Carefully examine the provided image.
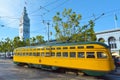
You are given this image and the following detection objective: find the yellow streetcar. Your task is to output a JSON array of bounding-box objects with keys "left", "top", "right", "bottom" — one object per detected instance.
[{"left": 13, "top": 42, "right": 115, "bottom": 76}]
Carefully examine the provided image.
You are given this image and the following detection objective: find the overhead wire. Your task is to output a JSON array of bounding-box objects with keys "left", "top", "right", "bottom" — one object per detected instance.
[
  {"left": 0, "top": 16, "right": 19, "bottom": 20},
  {"left": 45, "top": 0, "right": 69, "bottom": 14},
  {"left": 30, "top": 0, "right": 69, "bottom": 27},
  {"left": 1, "top": 1, "right": 120, "bottom": 35},
  {"left": 30, "top": 0, "right": 69, "bottom": 17},
  {"left": 0, "top": 20, "right": 19, "bottom": 29},
  {"left": 29, "top": 0, "right": 60, "bottom": 15},
  {"left": 80, "top": 8, "right": 120, "bottom": 25},
  {"left": 82, "top": 8, "right": 120, "bottom": 21}
]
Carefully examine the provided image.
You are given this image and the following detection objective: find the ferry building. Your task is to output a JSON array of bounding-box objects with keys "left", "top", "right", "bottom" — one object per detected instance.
[
  {"left": 19, "top": 7, "right": 30, "bottom": 41},
  {"left": 96, "top": 29, "right": 120, "bottom": 56}
]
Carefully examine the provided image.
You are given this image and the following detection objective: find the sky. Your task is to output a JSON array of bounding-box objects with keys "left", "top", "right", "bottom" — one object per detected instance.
[{"left": 0, "top": 0, "right": 120, "bottom": 41}]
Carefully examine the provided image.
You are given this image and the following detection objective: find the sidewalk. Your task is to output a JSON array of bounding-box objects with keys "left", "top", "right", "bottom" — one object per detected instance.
[{"left": 0, "top": 59, "right": 13, "bottom": 63}]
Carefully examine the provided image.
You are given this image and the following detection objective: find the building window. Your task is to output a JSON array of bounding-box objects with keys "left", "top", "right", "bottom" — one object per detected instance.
[{"left": 108, "top": 37, "right": 117, "bottom": 49}]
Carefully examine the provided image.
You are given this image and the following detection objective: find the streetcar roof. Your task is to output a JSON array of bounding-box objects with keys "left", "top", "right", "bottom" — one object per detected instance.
[{"left": 14, "top": 42, "right": 109, "bottom": 49}]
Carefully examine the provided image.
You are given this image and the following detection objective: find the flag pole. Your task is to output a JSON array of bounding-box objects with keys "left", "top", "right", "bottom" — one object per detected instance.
[{"left": 114, "top": 13, "right": 118, "bottom": 29}]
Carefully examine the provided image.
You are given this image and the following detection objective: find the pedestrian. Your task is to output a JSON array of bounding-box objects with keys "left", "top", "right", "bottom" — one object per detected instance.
[{"left": 113, "top": 56, "right": 119, "bottom": 72}]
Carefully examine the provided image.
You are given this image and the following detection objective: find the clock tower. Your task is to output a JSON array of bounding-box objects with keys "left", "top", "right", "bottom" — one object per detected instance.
[{"left": 19, "top": 7, "right": 30, "bottom": 41}]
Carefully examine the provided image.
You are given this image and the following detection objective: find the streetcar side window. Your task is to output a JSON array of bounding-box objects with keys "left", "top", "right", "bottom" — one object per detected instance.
[
  {"left": 86, "top": 46, "right": 94, "bottom": 48},
  {"left": 86, "top": 52, "right": 95, "bottom": 58},
  {"left": 46, "top": 48, "right": 50, "bottom": 50},
  {"left": 70, "top": 47, "right": 75, "bottom": 49},
  {"left": 63, "top": 52, "right": 68, "bottom": 57},
  {"left": 17, "top": 53, "right": 19, "bottom": 56},
  {"left": 37, "top": 48, "right": 40, "bottom": 50},
  {"left": 78, "top": 46, "right": 84, "bottom": 49},
  {"left": 97, "top": 52, "right": 107, "bottom": 58},
  {"left": 37, "top": 52, "right": 40, "bottom": 56},
  {"left": 23, "top": 53, "right": 25, "bottom": 56},
  {"left": 51, "top": 47, "right": 55, "bottom": 50},
  {"left": 17, "top": 52, "right": 19, "bottom": 56},
  {"left": 24, "top": 53, "right": 26, "bottom": 56},
  {"left": 51, "top": 52, "right": 55, "bottom": 57},
  {"left": 70, "top": 52, "right": 76, "bottom": 58},
  {"left": 63, "top": 47, "right": 68, "bottom": 49},
  {"left": 46, "top": 52, "right": 51, "bottom": 56},
  {"left": 56, "top": 52, "right": 61, "bottom": 57},
  {"left": 56, "top": 47, "right": 61, "bottom": 50},
  {"left": 33, "top": 48, "right": 36, "bottom": 50},
  {"left": 29, "top": 52, "right": 32, "bottom": 56},
  {"left": 19, "top": 53, "right": 22, "bottom": 56},
  {"left": 41, "top": 48, "right": 45, "bottom": 50},
  {"left": 41, "top": 52, "right": 44, "bottom": 56},
  {"left": 26, "top": 53, "right": 28, "bottom": 56},
  {"left": 33, "top": 52, "right": 38, "bottom": 56},
  {"left": 78, "top": 52, "right": 85, "bottom": 58}
]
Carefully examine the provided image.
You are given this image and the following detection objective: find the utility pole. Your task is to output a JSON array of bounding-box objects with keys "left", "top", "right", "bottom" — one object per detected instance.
[
  {"left": 42, "top": 20, "right": 51, "bottom": 43},
  {"left": 47, "top": 22, "right": 50, "bottom": 43}
]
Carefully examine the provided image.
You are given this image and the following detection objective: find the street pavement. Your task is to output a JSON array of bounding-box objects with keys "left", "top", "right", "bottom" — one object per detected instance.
[
  {"left": 111, "top": 67, "right": 120, "bottom": 75},
  {"left": 104, "top": 68, "right": 120, "bottom": 80},
  {"left": 0, "top": 59, "right": 120, "bottom": 80}
]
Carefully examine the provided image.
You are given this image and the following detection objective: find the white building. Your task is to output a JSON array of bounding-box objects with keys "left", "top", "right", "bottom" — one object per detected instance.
[
  {"left": 19, "top": 7, "right": 30, "bottom": 41},
  {"left": 96, "top": 29, "right": 120, "bottom": 56}
]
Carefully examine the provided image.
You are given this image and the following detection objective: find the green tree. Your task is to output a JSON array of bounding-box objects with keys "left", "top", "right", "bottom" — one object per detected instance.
[
  {"left": 5, "top": 37, "right": 13, "bottom": 52},
  {"left": 53, "top": 8, "right": 96, "bottom": 42},
  {"left": 13, "top": 36, "right": 20, "bottom": 48},
  {"left": 0, "top": 41, "right": 5, "bottom": 52},
  {"left": 13, "top": 36, "right": 25, "bottom": 48},
  {"left": 0, "top": 38, "right": 10, "bottom": 58},
  {"left": 36, "top": 35, "right": 45, "bottom": 45},
  {"left": 53, "top": 8, "right": 81, "bottom": 42},
  {"left": 25, "top": 38, "right": 30, "bottom": 46},
  {"left": 30, "top": 37, "right": 36, "bottom": 46},
  {"left": 81, "top": 20, "right": 96, "bottom": 42}
]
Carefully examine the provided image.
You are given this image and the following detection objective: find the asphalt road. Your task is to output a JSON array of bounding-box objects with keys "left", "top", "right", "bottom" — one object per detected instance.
[{"left": 0, "top": 59, "right": 120, "bottom": 80}]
